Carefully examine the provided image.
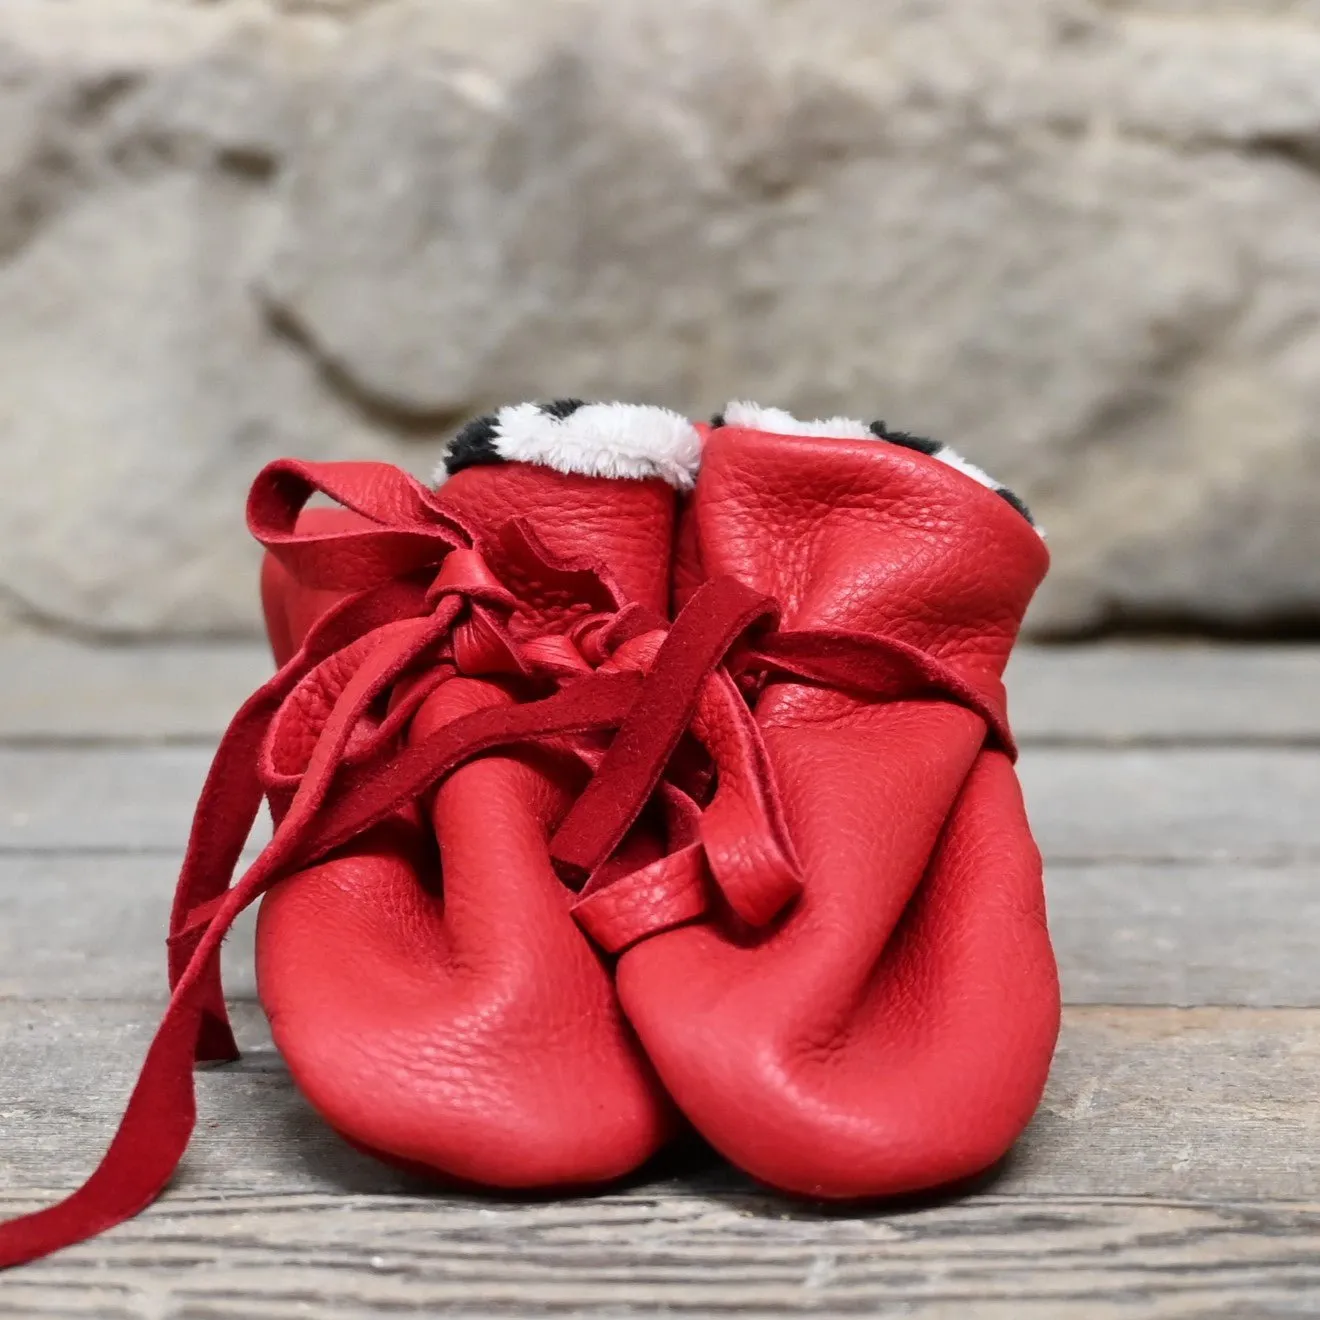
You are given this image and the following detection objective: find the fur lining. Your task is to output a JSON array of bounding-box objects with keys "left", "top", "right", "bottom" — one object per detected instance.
[
  {"left": 437, "top": 396, "right": 1039, "bottom": 531},
  {"left": 437, "top": 400, "right": 702, "bottom": 490},
  {"left": 716, "top": 402, "right": 1041, "bottom": 534},
  {"left": 723, "top": 401, "right": 875, "bottom": 441}
]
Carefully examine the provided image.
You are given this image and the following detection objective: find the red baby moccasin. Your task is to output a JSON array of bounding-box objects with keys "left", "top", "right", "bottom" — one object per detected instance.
[
  {"left": 568, "top": 403, "right": 1056, "bottom": 1200},
  {"left": 0, "top": 400, "right": 702, "bottom": 1267},
  {"left": 252, "top": 402, "right": 704, "bottom": 1190}
]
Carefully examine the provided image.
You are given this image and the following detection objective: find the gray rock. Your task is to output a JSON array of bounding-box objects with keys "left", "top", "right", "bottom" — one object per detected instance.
[
  {"left": 2, "top": 0, "right": 1320, "bottom": 635},
  {"left": 0, "top": 1, "right": 422, "bottom": 635}
]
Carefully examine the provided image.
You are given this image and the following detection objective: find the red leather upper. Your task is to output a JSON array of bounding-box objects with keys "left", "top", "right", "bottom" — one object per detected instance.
[
  {"left": 617, "top": 425, "right": 1057, "bottom": 1197},
  {"left": 256, "top": 463, "right": 680, "bottom": 1187},
  {"left": 261, "top": 463, "right": 676, "bottom": 668}
]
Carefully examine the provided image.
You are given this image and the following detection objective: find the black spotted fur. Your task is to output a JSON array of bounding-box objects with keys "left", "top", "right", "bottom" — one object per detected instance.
[
  {"left": 869, "top": 420, "right": 941, "bottom": 456},
  {"left": 995, "top": 486, "right": 1036, "bottom": 527},
  {"left": 445, "top": 400, "right": 588, "bottom": 478},
  {"left": 443, "top": 414, "right": 504, "bottom": 478},
  {"left": 540, "top": 398, "right": 587, "bottom": 420},
  {"left": 869, "top": 419, "right": 1035, "bottom": 528}
]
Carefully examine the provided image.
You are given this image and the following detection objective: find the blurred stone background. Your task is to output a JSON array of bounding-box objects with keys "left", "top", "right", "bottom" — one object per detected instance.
[{"left": 2, "top": 0, "right": 1319, "bottom": 638}]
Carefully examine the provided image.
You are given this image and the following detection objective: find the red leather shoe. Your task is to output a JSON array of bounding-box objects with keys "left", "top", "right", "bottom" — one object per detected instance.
[
  {"left": 254, "top": 402, "right": 700, "bottom": 1189},
  {"left": 0, "top": 401, "right": 701, "bottom": 1267},
  {"left": 580, "top": 403, "right": 1057, "bottom": 1199}
]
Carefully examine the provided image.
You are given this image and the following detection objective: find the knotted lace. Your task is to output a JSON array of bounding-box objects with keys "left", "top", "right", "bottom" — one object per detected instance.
[{"left": 0, "top": 458, "right": 1015, "bottom": 1269}]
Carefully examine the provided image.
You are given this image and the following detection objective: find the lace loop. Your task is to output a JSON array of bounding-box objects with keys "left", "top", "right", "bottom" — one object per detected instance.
[
  {"left": 425, "top": 547, "right": 518, "bottom": 610},
  {"left": 557, "top": 592, "right": 1019, "bottom": 953}
]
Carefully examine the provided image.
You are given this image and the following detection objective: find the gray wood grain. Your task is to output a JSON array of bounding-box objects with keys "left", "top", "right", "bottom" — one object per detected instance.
[
  {"left": 1048, "top": 861, "right": 1320, "bottom": 1007},
  {"left": 0, "top": 854, "right": 258, "bottom": 1001},
  {"left": 0, "top": 638, "right": 273, "bottom": 744},
  {"left": 4, "top": 854, "right": 1318, "bottom": 1008},
  {"left": 3, "top": 1004, "right": 1319, "bottom": 1201},
  {"left": 3, "top": 746, "right": 1318, "bottom": 862},
  {"left": 0, "top": 748, "right": 273, "bottom": 853},
  {"left": 2, "top": 639, "right": 1316, "bottom": 1314},
  {"left": 1, "top": 1191, "right": 1317, "bottom": 1318},
  {"left": 1006, "top": 643, "right": 1320, "bottom": 745},
  {"left": 1024, "top": 748, "right": 1320, "bottom": 863},
  {"left": 4, "top": 639, "right": 1317, "bottom": 746}
]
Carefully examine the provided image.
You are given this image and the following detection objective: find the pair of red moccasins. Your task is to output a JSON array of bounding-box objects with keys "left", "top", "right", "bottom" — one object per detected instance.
[{"left": 0, "top": 401, "right": 1055, "bottom": 1268}]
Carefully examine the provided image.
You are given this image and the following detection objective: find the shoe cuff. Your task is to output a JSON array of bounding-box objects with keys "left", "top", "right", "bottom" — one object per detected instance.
[
  {"left": 716, "top": 401, "right": 1040, "bottom": 535},
  {"left": 436, "top": 400, "right": 703, "bottom": 491}
]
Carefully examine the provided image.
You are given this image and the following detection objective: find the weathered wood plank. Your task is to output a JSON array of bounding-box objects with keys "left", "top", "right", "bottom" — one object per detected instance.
[
  {"left": 1024, "top": 748, "right": 1320, "bottom": 863},
  {"left": 0, "top": 1002, "right": 406, "bottom": 1198},
  {"left": 1, "top": 1191, "right": 1317, "bottom": 1318},
  {"left": 0, "top": 748, "right": 273, "bottom": 853},
  {"left": 1006, "top": 643, "right": 1320, "bottom": 745},
  {"left": 1019, "top": 1007, "right": 1320, "bottom": 1199},
  {"left": 0, "top": 638, "right": 272, "bottom": 744},
  {"left": 4, "top": 854, "right": 1318, "bottom": 1008},
  {"left": 4, "top": 639, "right": 1317, "bottom": 746},
  {"left": 1048, "top": 861, "right": 1320, "bottom": 1006},
  {"left": 0, "top": 854, "right": 258, "bottom": 1001},
  {"left": 3, "top": 747, "right": 1318, "bottom": 862},
  {"left": 2, "top": 1004, "right": 1318, "bottom": 1201}
]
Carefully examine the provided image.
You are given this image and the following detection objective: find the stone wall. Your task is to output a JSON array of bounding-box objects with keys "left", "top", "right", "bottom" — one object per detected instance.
[{"left": 3, "top": 0, "right": 1319, "bottom": 637}]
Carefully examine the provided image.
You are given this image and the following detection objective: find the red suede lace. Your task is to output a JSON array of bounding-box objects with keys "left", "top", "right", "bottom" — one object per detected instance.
[{"left": 0, "top": 460, "right": 1014, "bottom": 1269}]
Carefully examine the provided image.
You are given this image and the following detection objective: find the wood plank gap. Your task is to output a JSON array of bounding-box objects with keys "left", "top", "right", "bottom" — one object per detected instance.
[
  {"left": 1015, "top": 732, "right": 1320, "bottom": 750},
  {"left": 1046, "top": 851, "right": 1320, "bottom": 866},
  {"left": 0, "top": 845, "right": 261, "bottom": 858},
  {"left": 9, "top": 998, "right": 1320, "bottom": 1013},
  {"left": 4, "top": 731, "right": 1319, "bottom": 752},
  {"left": 0, "top": 734, "right": 237, "bottom": 752}
]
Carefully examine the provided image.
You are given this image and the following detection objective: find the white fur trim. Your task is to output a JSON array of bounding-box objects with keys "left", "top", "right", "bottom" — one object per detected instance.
[
  {"left": 436, "top": 402, "right": 702, "bottom": 490},
  {"left": 723, "top": 401, "right": 874, "bottom": 441},
  {"left": 922, "top": 446, "right": 998, "bottom": 494},
  {"left": 720, "top": 400, "right": 1043, "bottom": 536}
]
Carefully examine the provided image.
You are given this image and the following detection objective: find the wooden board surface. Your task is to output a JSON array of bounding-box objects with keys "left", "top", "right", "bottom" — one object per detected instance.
[
  {"left": 0, "top": 638, "right": 273, "bottom": 744},
  {"left": 4, "top": 638, "right": 1318, "bottom": 746},
  {"left": 5, "top": 745, "right": 1320, "bottom": 861},
  {"left": 3, "top": 1004, "right": 1319, "bottom": 1201},
  {"left": 1, "top": 639, "right": 1318, "bottom": 1315},
  {"left": 4, "top": 853, "right": 1318, "bottom": 1007},
  {"left": 1, "top": 1191, "right": 1317, "bottom": 1319},
  {"left": 1006, "top": 642, "right": 1320, "bottom": 745},
  {"left": 1047, "top": 862, "right": 1320, "bottom": 1006}
]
